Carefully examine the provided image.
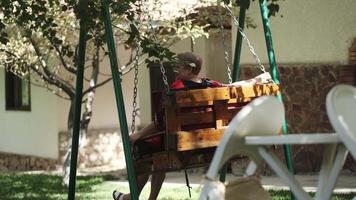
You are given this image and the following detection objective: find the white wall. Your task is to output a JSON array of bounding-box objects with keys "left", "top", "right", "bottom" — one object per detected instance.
[
  {"left": 0, "top": 70, "right": 59, "bottom": 159},
  {"left": 57, "top": 46, "right": 136, "bottom": 131},
  {"left": 234, "top": 0, "right": 356, "bottom": 64}
]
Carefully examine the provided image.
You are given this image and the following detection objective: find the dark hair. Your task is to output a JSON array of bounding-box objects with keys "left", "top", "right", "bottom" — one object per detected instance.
[{"left": 177, "top": 52, "right": 202, "bottom": 75}]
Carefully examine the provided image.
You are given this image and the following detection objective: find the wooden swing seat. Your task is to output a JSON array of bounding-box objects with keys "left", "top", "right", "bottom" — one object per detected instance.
[{"left": 134, "top": 83, "right": 280, "bottom": 173}]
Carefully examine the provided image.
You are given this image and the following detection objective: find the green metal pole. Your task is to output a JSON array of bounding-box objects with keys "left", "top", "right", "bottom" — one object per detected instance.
[
  {"left": 259, "top": 0, "right": 281, "bottom": 84},
  {"left": 67, "top": 0, "right": 88, "bottom": 199},
  {"left": 101, "top": 1, "right": 139, "bottom": 200},
  {"left": 232, "top": 0, "right": 250, "bottom": 82},
  {"left": 219, "top": 164, "right": 228, "bottom": 182},
  {"left": 259, "top": 0, "right": 296, "bottom": 199}
]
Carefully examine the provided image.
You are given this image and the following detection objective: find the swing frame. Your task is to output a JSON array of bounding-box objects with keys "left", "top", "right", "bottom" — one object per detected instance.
[{"left": 68, "top": 1, "right": 295, "bottom": 200}]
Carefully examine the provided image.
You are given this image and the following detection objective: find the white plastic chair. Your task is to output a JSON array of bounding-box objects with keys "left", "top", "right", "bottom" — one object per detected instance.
[
  {"left": 326, "top": 84, "right": 356, "bottom": 160},
  {"left": 200, "top": 94, "right": 350, "bottom": 200},
  {"left": 199, "top": 96, "right": 284, "bottom": 200}
]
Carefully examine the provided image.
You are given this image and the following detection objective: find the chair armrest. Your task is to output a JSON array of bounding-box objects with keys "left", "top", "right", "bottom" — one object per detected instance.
[{"left": 245, "top": 133, "right": 340, "bottom": 145}]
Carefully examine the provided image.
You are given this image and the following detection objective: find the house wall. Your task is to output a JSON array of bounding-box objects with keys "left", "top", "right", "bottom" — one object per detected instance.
[
  {"left": 234, "top": 0, "right": 356, "bottom": 64},
  {"left": 0, "top": 70, "right": 59, "bottom": 160}
]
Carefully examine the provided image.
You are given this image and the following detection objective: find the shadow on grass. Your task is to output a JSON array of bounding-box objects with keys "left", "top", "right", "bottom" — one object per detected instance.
[
  {"left": 1, "top": 173, "right": 355, "bottom": 200},
  {"left": 0, "top": 173, "right": 104, "bottom": 200}
]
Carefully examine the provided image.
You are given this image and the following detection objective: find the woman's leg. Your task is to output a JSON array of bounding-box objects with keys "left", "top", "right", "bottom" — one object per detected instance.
[
  {"left": 148, "top": 172, "right": 166, "bottom": 200},
  {"left": 116, "top": 122, "right": 162, "bottom": 200},
  {"left": 118, "top": 171, "right": 165, "bottom": 200},
  {"left": 118, "top": 173, "right": 150, "bottom": 200}
]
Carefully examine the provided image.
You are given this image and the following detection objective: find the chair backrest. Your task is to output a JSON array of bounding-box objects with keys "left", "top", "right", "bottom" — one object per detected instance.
[
  {"left": 326, "top": 84, "right": 356, "bottom": 159},
  {"left": 205, "top": 95, "right": 284, "bottom": 179}
]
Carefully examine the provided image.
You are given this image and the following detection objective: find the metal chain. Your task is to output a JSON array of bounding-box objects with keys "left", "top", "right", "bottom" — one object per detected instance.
[
  {"left": 223, "top": 4, "right": 266, "bottom": 73},
  {"left": 143, "top": 2, "right": 170, "bottom": 93},
  {"left": 218, "top": 1, "right": 233, "bottom": 84},
  {"left": 159, "top": 61, "right": 170, "bottom": 93},
  {"left": 130, "top": 1, "right": 143, "bottom": 135},
  {"left": 130, "top": 45, "right": 140, "bottom": 135}
]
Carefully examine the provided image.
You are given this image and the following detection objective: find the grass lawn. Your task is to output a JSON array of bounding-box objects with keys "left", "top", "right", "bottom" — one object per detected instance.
[{"left": 0, "top": 173, "right": 354, "bottom": 200}]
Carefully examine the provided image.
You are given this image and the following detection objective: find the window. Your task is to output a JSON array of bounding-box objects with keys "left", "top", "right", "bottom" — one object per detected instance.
[{"left": 5, "top": 71, "right": 31, "bottom": 111}]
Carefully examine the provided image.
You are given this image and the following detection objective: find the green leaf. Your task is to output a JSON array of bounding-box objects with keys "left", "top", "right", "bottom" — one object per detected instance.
[{"left": 267, "top": 3, "right": 280, "bottom": 17}]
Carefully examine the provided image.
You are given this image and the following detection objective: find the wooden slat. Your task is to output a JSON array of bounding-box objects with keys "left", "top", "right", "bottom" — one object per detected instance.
[
  {"left": 136, "top": 150, "right": 247, "bottom": 173},
  {"left": 174, "top": 128, "right": 226, "bottom": 151},
  {"left": 171, "top": 101, "right": 215, "bottom": 108},
  {"left": 214, "top": 108, "right": 241, "bottom": 125},
  {"left": 174, "top": 87, "right": 231, "bottom": 104},
  {"left": 179, "top": 112, "right": 214, "bottom": 126},
  {"left": 167, "top": 99, "right": 249, "bottom": 108},
  {"left": 228, "top": 109, "right": 241, "bottom": 119},
  {"left": 230, "top": 83, "right": 280, "bottom": 102},
  {"left": 227, "top": 97, "right": 254, "bottom": 104},
  {"left": 152, "top": 151, "right": 183, "bottom": 171},
  {"left": 172, "top": 83, "right": 279, "bottom": 106},
  {"left": 213, "top": 100, "right": 229, "bottom": 128},
  {"left": 149, "top": 150, "right": 216, "bottom": 172},
  {"left": 165, "top": 105, "right": 180, "bottom": 132}
]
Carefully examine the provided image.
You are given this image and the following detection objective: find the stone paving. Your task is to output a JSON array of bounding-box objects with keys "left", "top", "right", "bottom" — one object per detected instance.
[{"left": 162, "top": 172, "right": 356, "bottom": 193}]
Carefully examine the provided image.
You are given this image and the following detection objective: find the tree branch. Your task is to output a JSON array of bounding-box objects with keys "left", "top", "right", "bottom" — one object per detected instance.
[
  {"left": 0, "top": 48, "right": 18, "bottom": 58},
  {"left": 28, "top": 79, "right": 71, "bottom": 100},
  {"left": 0, "top": 52, "right": 71, "bottom": 100},
  {"left": 82, "top": 77, "right": 112, "bottom": 96},
  {"left": 27, "top": 36, "right": 75, "bottom": 98},
  {"left": 49, "top": 39, "right": 77, "bottom": 74},
  {"left": 81, "top": 53, "right": 146, "bottom": 96},
  {"left": 28, "top": 63, "right": 75, "bottom": 98}
]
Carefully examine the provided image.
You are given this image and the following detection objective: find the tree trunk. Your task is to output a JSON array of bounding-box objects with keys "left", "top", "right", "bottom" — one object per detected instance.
[
  {"left": 62, "top": 99, "right": 75, "bottom": 186},
  {"left": 62, "top": 47, "right": 100, "bottom": 186},
  {"left": 62, "top": 98, "right": 95, "bottom": 186}
]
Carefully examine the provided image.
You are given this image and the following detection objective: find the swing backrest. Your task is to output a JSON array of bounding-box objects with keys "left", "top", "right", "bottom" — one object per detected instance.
[{"left": 164, "top": 84, "right": 280, "bottom": 152}]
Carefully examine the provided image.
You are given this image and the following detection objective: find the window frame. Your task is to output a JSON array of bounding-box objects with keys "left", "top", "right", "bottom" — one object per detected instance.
[{"left": 5, "top": 70, "right": 31, "bottom": 111}]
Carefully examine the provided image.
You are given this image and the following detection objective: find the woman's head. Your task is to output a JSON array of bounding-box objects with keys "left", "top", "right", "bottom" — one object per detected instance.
[{"left": 176, "top": 52, "right": 202, "bottom": 75}]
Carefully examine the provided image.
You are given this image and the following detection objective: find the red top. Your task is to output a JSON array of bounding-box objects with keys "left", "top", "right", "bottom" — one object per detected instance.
[{"left": 170, "top": 78, "right": 223, "bottom": 90}]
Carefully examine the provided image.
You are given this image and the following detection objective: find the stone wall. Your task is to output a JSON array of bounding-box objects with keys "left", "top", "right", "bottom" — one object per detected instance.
[
  {"left": 240, "top": 63, "right": 356, "bottom": 172},
  {"left": 0, "top": 152, "right": 57, "bottom": 171},
  {"left": 58, "top": 128, "right": 126, "bottom": 169},
  {"left": 0, "top": 129, "right": 126, "bottom": 171}
]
